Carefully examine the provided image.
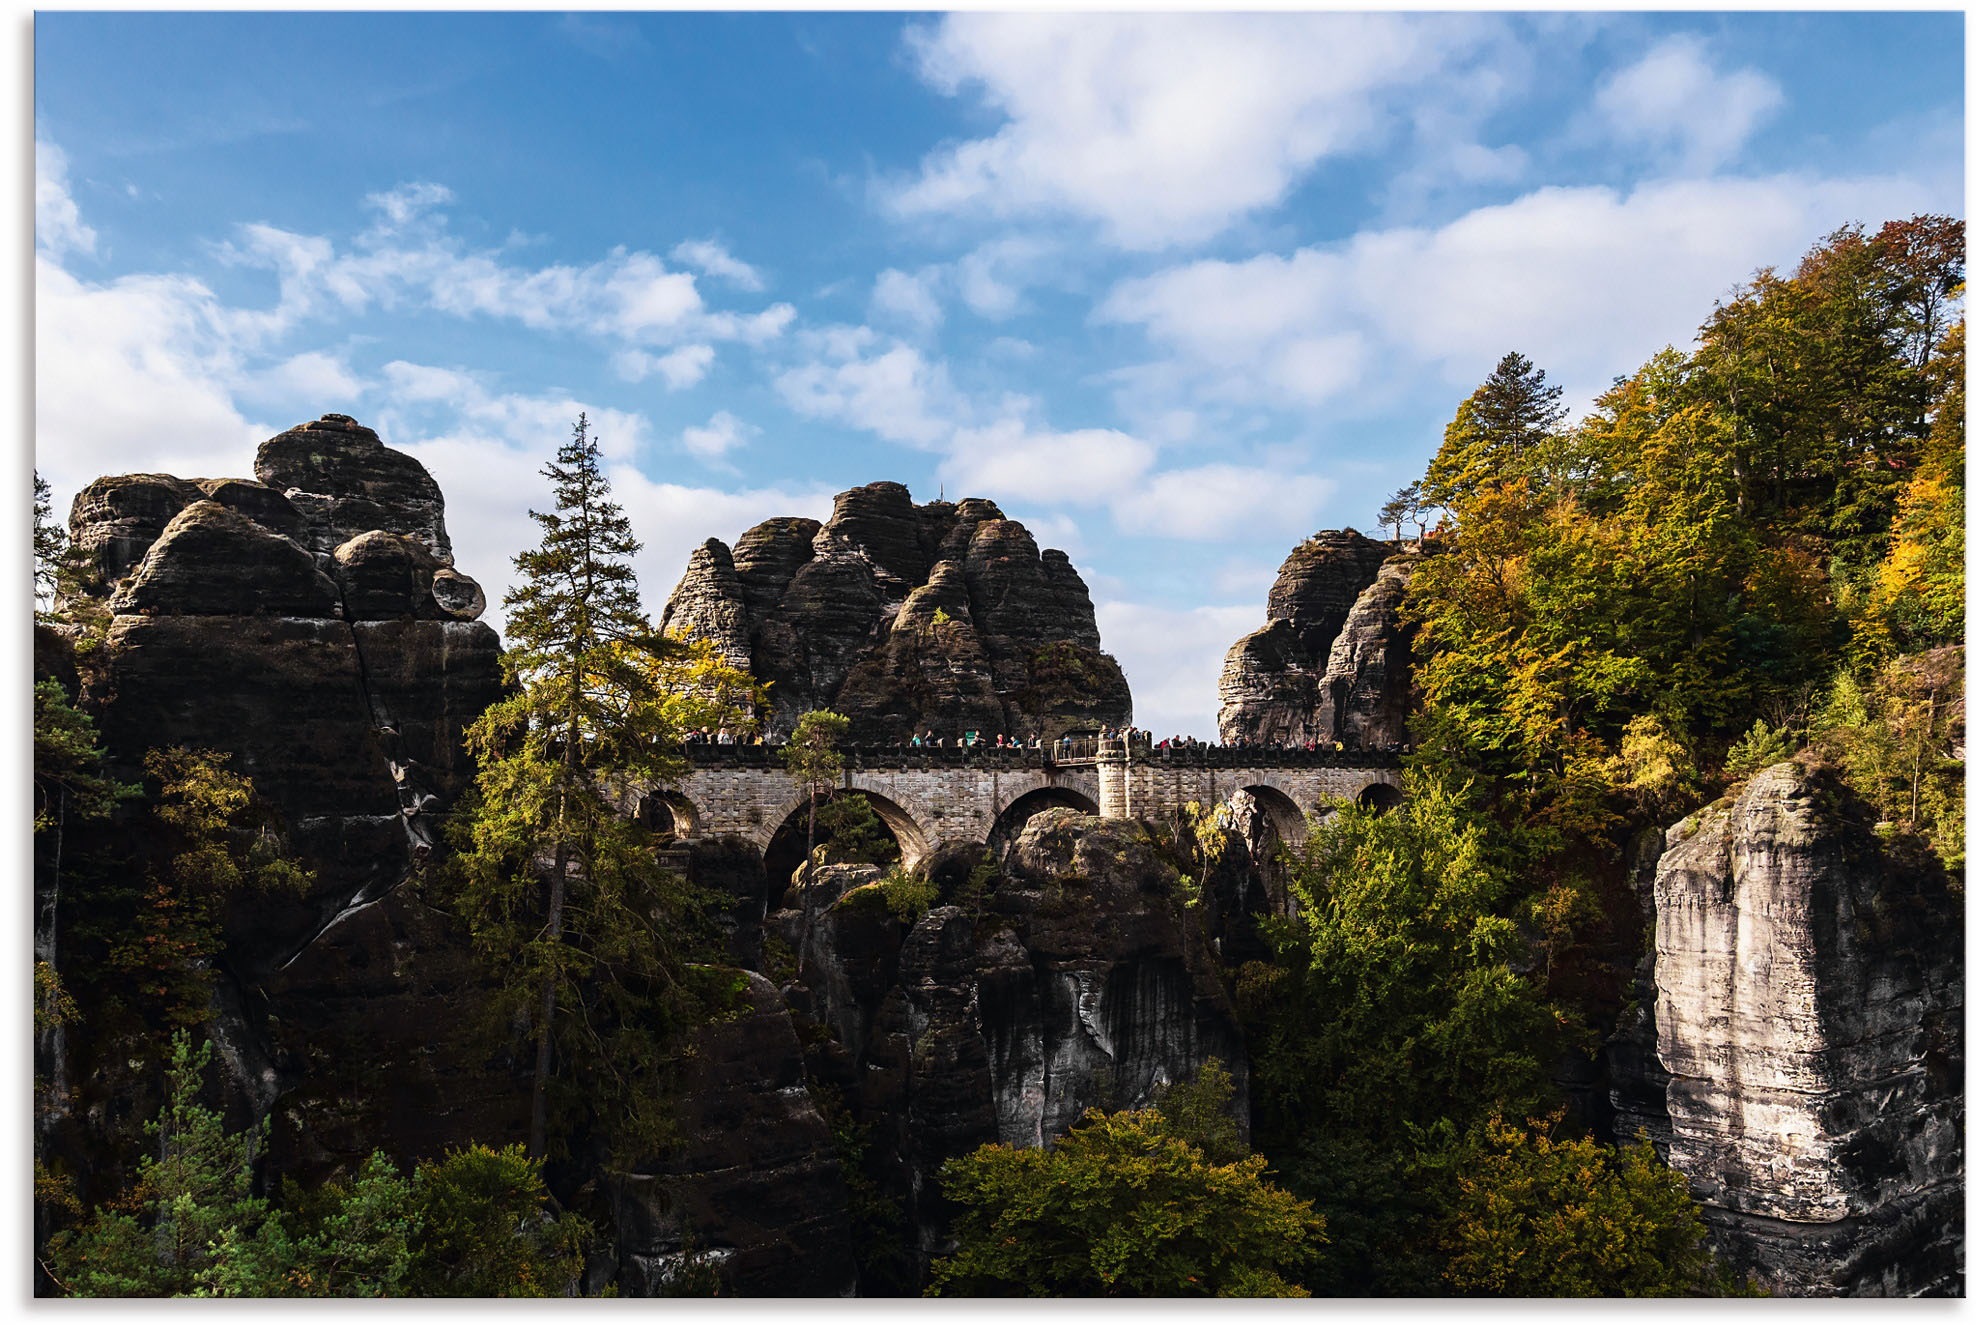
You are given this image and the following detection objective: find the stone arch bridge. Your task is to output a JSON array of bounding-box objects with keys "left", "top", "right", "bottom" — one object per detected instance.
[{"left": 650, "top": 739, "right": 1404, "bottom": 871}]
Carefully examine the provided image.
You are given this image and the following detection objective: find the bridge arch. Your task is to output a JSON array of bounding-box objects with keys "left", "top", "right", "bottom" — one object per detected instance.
[
  {"left": 1234, "top": 783, "right": 1308, "bottom": 850},
  {"left": 988, "top": 785, "right": 1101, "bottom": 859},
  {"left": 636, "top": 789, "right": 699, "bottom": 843},
  {"left": 1356, "top": 782, "right": 1403, "bottom": 814},
  {"left": 763, "top": 787, "right": 935, "bottom": 881}
]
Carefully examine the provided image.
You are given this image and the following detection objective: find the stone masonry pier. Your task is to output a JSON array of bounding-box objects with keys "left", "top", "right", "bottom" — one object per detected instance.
[{"left": 655, "top": 740, "right": 1404, "bottom": 870}]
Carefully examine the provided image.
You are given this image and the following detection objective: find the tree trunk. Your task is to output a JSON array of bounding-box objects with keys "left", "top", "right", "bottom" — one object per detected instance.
[
  {"left": 795, "top": 785, "right": 818, "bottom": 973},
  {"left": 529, "top": 834, "right": 569, "bottom": 1160}
]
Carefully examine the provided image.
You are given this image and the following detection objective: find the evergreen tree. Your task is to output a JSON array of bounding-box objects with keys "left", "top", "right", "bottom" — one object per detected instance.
[
  {"left": 446, "top": 414, "right": 746, "bottom": 1160},
  {"left": 35, "top": 470, "right": 63, "bottom": 615},
  {"left": 1421, "top": 352, "right": 1566, "bottom": 514},
  {"left": 781, "top": 708, "right": 849, "bottom": 968}
]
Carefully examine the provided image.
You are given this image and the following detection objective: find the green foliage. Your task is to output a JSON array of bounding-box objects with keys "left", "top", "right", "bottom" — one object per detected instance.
[
  {"left": 782, "top": 709, "right": 850, "bottom": 791},
  {"left": 1244, "top": 773, "right": 1569, "bottom": 1150},
  {"left": 47, "top": 1034, "right": 586, "bottom": 1298},
  {"left": 1439, "top": 1114, "right": 1747, "bottom": 1297},
  {"left": 1420, "top": 351, "right": 1566, "bottom": 513},
  {"left": 1862, "top": 318, "right": 1965, "bottom": 653},
  {"left": 404, "top": 1144, "right": 588, "bottom": 1297},
  {"left": 783, "top": 708, "right": 851, "bottom": 965},
  {"left": 1723, "top": 719, "right": 1800, "bottom": 781},
  {"left": 49, "top": 1032, "right": 300, "bottom": 1297},
  {"left": 33, "top": 679, "right": 135, "bottom": 835},
  {"left": 34, "top": 469, "right": 63, "bottom": 614},
  {"left": 929, "top": 1106, "right": 1325, "bottom": 1297},
  {"left": 113, "top": 748, "right": 313, "bottom": 1025},
  {"left": 443, "top": 414, "right": 741, "bottom": 1161},
  {"left": 35, "top": 961, "right": 78, "bottom": 1035},
  {"left": 875, "top": 866, "right": 937, "bottom": 923},
  {"left": 1811, "top": 647, "right": 1965, "bottom": 873},
  {"left": 814, "top": 793, "right": 901, "bottom": 866},
  {"left": 1149, "top": 1057, "right": 1245, "bottom": 1165}
]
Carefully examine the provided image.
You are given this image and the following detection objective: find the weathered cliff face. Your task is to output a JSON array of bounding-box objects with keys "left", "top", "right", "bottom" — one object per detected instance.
[
  {"left": 1313, "top": 554, "right": 1418, "bottom": 750},
  {"left": 1651, "top": 762, "right": 1963, "bottom": 1296},
  {"left": 1217, "top": 529, "right": 1406, "bottom": 747},
  {"left": 661, "top": 482, "right": 1130, "bottom": 741},
  {"left": 63, "top": 415, "right": 516, "bottom": 1171},
  {"left": 771, "top": 811, "right": 1249, "bottom": 1283},
  {"left": 608, "top": 971, "right": 859, "bottom": 1297}
]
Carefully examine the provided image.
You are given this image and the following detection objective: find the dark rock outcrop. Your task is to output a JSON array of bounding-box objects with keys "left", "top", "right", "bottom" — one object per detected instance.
[
  {"left": 661, "top": 482, "right": 1130, "bottom": 741},
  {"left": 1313, "top": 554, "right": 1418, "bottom": 750},
  {"left": 1218, "top": 529, "right": 1403, "bottom": 747},
  {"left": 1650, "top": 762, "right": 1963, "bottom": 1296},
  {"left": 66, "top": 416, "right": 514, "bottom": 1174},
  {"left": 610, "top": 971, "right": 858, "bottom": 1297},
  {"left": 789, "top": 810, "right": 1248, "bottom": 1282},
  {"left": 255, "top": 413, "right": 454, "bottom": 562},
  {"left": 108, "top": 501, "right": 341, "bottom": 619}
]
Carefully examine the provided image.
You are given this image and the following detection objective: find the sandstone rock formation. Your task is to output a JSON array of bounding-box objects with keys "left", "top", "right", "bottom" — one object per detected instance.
[
  {"left": 1314, "top": 554, "right": 1418, "bottom": 749},
  {"left": 1650, "top": 762, "right": 1963, "bottom": 1296},
  {"left": 609, "top": 971, "right": 859, "bottom": 1296},
  {"left": 765, "top": 811, "right": 1248, "bottom": 1285},
  {"left": 1218, "top": 529, "right": 1410, "bottom": 748},
  {"left": 62, "top": 415, "right": 513, "bottom": 1177},
  {"left": 661, "top": 482, "right": 1130, "bottom": 741}
]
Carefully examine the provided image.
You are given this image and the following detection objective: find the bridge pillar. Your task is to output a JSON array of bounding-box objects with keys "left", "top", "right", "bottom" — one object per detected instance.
[{"left": 1094, "top": 738, "right": 1144, "bottom": 820}]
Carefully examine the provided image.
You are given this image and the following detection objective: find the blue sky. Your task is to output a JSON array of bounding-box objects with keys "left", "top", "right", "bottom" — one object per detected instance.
[{"left": 32, "top": 10, "right": 1964, "bottom": 737}]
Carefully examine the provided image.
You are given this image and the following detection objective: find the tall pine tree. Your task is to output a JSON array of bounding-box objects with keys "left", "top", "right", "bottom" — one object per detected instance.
[{"left": 446, "top": 414, "right": 744, "bottom": 1160}]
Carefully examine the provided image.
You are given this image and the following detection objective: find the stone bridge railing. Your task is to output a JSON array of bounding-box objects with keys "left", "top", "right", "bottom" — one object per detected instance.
[
  {"left": 663, "top": 741, "right": 1406, "bottom": 869},
  {"left": 679, "top": 741, "right": 1406, "bottom": 771}
]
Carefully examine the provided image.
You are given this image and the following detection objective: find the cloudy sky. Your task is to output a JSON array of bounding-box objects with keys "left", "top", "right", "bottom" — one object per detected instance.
[{"left": 31, "top": 10, "right": 1963, "bottom": 737}]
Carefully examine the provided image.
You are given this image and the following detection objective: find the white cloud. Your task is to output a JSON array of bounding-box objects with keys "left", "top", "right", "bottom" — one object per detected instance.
[
  {"left": 614, "top": 343, "right": 716, "bottom": 390},
  {"left": 940, "top": 420, "right": 1156, "bottom": 506},
  {"left": 680, "top": 409, "right": 757, "bottom": 466},
  {"left": 1116, "top": 464, "right": 1336, "bottom": 541},
  {"left": 869, "top": 267, "right": 944, "bottom": 333},
  {"left": 670, "top": 238, "right": 766, "bottom": 292},
  {"left": 378, "top": 360, "right": 650, "bottom": 463},
  {"left": 890, "top": 12, "right": 1494, "bottom": 248},
  {"left": 1592, "top": 35, "right": 1783, "bottom": 174},
  {"left": 364, "top": 181, "right": 454, "bottom": 230},
  {"left": 1100, "top": 170, "right": 1954, "bottom": 412},
  {"left": 242, "top": 350, "right": 369, "bottom": 409},
  {"left": 1093, "top": 600, "right": 1259, "bottom": 739},
  {"left": 774, "top": 333, "right": 960, "bottom": 447},
  {"left": 35, "top": 257, "right": 270, "bottom": 508},
  {"left": 203, "top": 196, "right": 792, "bottom": 356},
  {"left": 35, "top": 142, "right": 96, "bottom": 259},
  {"left": 955, "top": 236, "right": 1054, "bottom": 319}
]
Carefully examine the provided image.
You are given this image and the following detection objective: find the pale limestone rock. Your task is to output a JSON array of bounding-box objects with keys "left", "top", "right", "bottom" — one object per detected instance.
[{"left": 1654, "top": 762, "right": 1962, "bottom": 1295}]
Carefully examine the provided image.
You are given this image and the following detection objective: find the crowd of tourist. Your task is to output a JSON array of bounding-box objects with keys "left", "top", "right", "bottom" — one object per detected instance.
[{"left": 682, "top": 724, "right": 1385, "bottom": 754}]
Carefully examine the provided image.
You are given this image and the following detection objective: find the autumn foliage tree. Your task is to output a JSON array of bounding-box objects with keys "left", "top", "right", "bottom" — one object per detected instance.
[
  {"left": 930, "top": 1103, "right": 1325, "bottom": 1297},
  {"left": 444, "top": 414, "right": 758, "bottom": 1160}
]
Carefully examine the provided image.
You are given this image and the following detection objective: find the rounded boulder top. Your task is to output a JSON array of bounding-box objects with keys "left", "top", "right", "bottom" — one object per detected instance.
[{"left": 255, "top": 415, "right": 453, "bottom": 563}]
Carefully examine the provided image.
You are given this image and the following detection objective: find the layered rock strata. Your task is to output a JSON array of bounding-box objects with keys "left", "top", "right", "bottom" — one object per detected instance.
[
  {"left": 609, "top": 971, "right": 859, "bottom": 1297},
  {"left": 767, "top": 811, "right": 1249, "bottom": 1284},
  {"left": 661, "top": 482, "right": 1130, "bottom": 741},
  {"left": 1218, "top": 529, "right": 1414, "bottom": 748},
  {"left": 62, "top": 416, "right": 515, "bottom": 1174},
  {"left": 1651, "top": 763, "right": 1963, "bottom": 1296}
]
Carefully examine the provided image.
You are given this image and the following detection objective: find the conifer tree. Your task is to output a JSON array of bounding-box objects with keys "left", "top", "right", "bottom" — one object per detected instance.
[
  {"left": 1421, "top": 352, "right": 1566, "bottom": 514},
  {"left": 447, "top": 414, "right": 750, "bottom": 1160}
]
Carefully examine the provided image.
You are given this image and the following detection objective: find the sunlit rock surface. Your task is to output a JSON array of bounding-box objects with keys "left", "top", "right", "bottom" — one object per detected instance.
[{"left": 1652, "top": 762, "right": 1963, "bottom": 1296}]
